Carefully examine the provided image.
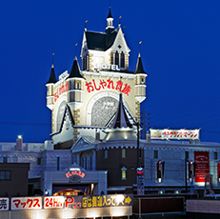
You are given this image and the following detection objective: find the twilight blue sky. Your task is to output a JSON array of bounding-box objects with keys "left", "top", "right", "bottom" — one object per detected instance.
[{"left": 0, "top": 0, "right": 220, "bottom": 142}]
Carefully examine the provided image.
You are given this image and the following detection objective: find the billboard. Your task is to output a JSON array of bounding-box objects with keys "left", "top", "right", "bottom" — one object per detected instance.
[
  {"left": 194, "top": 151, "right": 210, "bottom": 183},
  {"left": 11, "top": 197, "right": 42, "bottom": 210},
  {"left": 150, "top": 129, "right": 200, "bottom": 140}
]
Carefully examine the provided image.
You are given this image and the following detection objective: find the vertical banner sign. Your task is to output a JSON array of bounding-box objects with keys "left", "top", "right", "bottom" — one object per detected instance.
[
  {"left": 136, "top": 167, "right": 144, "bottom": 195},
  {"left": 194, "top": 151, "right": 210, "bottom": 183}
]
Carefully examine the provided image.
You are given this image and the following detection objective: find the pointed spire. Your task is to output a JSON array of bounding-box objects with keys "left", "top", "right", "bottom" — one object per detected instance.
[
  {"left": 47, "top": 64, "right": 57, "bottom": 84},
  {"left": 135, "top": 53, "right": 145, "bottom": 74},
  {"left": 107, "top": 7, "right": 113, "bottom": 18},
  {"left": 68, "top": 57, "right": 84, "bottom": 79},
  {"left": 106, "top": 7, "right": 114, "bottom": 30},
  {"left": 112, "top": 93, "right": 133, "bottom": 129}
]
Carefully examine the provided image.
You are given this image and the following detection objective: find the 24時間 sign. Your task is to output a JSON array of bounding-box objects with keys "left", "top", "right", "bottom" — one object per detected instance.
[{"left": 150, "top": 129, "right": 200, "bottom": 140}]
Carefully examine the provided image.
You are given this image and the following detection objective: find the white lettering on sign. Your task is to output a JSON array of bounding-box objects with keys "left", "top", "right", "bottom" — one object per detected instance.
[
  {"left": 59, "top": 71, "right": 69, "bottom": 80},
  {"left": 94, "top": 64, "right": 120, "bottom": 71}
]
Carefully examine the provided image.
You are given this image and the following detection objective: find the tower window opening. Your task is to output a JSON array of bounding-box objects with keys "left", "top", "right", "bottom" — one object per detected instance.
[
  {"left": 115, "top": 51, "right": 119, "bottom": 66},
  {"left": 120, "top": 52, "right": 125, "bottom": 68}
]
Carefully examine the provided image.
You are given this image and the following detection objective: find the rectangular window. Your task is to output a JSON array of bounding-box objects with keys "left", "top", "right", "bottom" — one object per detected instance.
[
  {"left": 185, "top": 151, "right": 189, "bottom": 160},
  {"left": 37, "top": 157, "right": 41, "bottom": 165},
  {"left": 3, "top": 156, "right": 7, "bottom": 163},
  {"left": 0, "top": 170, "right": 11, "bottom": 181},
  {"left": 56, "top": 157, "right": 60, "bottom": 171},
  {"left": 122, "top": 149, "right": 126, "bottom": 158},
  {"left": 214, "top": 152, "right": 218, "bottom": 160},
  {"left": 104, "top": 150, "right": 108, "bottom": 159},
  {"left": 153, "top": 150, "right": 158, "bottom": 159}
]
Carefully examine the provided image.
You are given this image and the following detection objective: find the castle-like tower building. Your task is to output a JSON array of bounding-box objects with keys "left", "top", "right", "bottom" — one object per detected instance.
[{"left": 46, "top": 9, "right": 147, "bottom": 148}]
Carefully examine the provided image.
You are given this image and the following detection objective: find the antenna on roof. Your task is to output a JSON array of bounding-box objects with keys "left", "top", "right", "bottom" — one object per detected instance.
[
  {"left": 84, "top": 20, "right": 88, "bottom": 31},
  {"left": 118, "top": 16, "right": 122, "bottom": 27},
  {"left": 74, "top": 43, "right": 78, "bottom": 57},
  {"left": 51, "top": 52, "right": 55, "bottom": 68},
  {"left": 138, "top": 41, "right": 143, "bottom": 54}
]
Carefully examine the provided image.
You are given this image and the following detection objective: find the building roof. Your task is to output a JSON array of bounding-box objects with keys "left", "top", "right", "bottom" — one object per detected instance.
[
  {"left": 112, "top": 93, "right": 133, "bottom": 129},
  {"left": 68, "top": 58, "right": 84, "bottom": 79},
  {"left": 51, "top": 104, "right": 75, "bottom": 136},
  {"left": 85, "top": 30, "right": 117, "bottom": 51},
  {"left": 135, "top": 53, "right": 145, "bottom": 74},
  {"left": 47, "top": 64, "right": 57, "bottom": 84}
]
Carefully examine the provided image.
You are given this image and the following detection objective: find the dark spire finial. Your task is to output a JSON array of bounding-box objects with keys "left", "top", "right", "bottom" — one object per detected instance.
[
  {"left": 107, "top": 7, "right": 113, "bottom": 19},
  {"left": 47, "top": 53, "right": 57, "bottom": 84},
  {"left": 135, "top": 52, "right": 145, "bottom": 74}
]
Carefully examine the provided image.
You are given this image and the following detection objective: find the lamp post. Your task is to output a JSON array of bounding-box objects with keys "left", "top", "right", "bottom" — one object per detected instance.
[{"left": 136, "top": 121, "right": 144, "bottom": 196}]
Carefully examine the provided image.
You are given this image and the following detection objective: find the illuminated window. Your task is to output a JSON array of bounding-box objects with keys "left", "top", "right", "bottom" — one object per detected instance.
[
  {"left": 120, "top": 52, "right": 125, "bottom": 68},
  {"left": 122, "top": 149, "right": 126, "bottom": 158},
  {"left": 110, "top": 52, "right": 114, "bottom": 65},
  {"left": 156, "top": 160, "right": 165, "bottom": 183},
  {"left": 121, "top": 166, "right": 127, "bottom": 180}
]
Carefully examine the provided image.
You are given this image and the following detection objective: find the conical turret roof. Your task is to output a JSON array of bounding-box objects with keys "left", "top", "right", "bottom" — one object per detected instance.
[
  {"left": 47, "top": 64, "right": 57, "bottom": 84},
  {"left": 135, "top": 53, "right": 145, "bottom": 74},
  {"left": 68, "top": 57, "right": 84, "bottom": 79},
  {"left": 112, "top": 93, "right": 133, "bottom": 129}
]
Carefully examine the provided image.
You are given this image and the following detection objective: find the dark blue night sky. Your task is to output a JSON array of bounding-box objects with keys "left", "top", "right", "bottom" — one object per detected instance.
[{"left": 0, "top": 0, "right": 220, "bottom": 143}]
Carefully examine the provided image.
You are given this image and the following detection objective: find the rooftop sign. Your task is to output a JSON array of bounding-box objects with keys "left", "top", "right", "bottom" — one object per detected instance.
[{"left": 150, "top": 129, "right": 200, "bottom": 140}]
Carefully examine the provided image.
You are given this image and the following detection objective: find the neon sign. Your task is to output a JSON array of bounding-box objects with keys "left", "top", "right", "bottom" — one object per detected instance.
[
  {"left": 65, "top": 168, "right": 86, "bottom": 179},
  {"left": 85, "top": 79, "right": 131, "bottom": 95},
  {"left": 53, "top": 81, "right": 69, "bottom": 103}
]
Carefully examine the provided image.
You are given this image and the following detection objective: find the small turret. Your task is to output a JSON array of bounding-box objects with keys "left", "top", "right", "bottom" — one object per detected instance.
[
  {"left": 135, "top": 53, "right": 147, "bottom": 103},
  {"left": 106, "top": 8, "right": 114, "bottom": 31},
  {"left": 46, "top": 64, "right": 57, "bottom": 110},
  {"left": 67, "top": 57, "right": 85, "bottom": 108}
]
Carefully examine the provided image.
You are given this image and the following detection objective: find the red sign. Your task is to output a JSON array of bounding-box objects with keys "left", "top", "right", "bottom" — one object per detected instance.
[
  {"left": 53, "top": 81, "right": 69, "bottom": 103},
  {"left": 11, "top": 197, "right": 42, "bottom": 210},
  {"left": 217, "top": 163, "right": 220, "bottom": 180},
  {"left": 194, "top": 151, "right": 210, "bottom": 183},
  {"left": 85, "top": 79, "right": 131, "bottom": 95},
  {"left": 44, "top": 196, "right": 65, "bottom": 209},
  {"left": 66, "top": 168, "right": 86, "bottom": 179}
]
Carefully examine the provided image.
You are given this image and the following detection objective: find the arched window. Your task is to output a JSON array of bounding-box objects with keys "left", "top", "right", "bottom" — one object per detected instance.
[
  {"left": 115, "top": 51, "right": 119, "bottom": 66},
  {"left": 110, "top": 52, "right": 114, "bottom": 65},
  {"left": 83, "top": 55, "right": 87, "bottom": 70},
  {"left": 120, "top": 52, "right": 125, "bottom": 68},
  {"left": 121, "top": 166, "right": 127, "bottom": 180}
]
